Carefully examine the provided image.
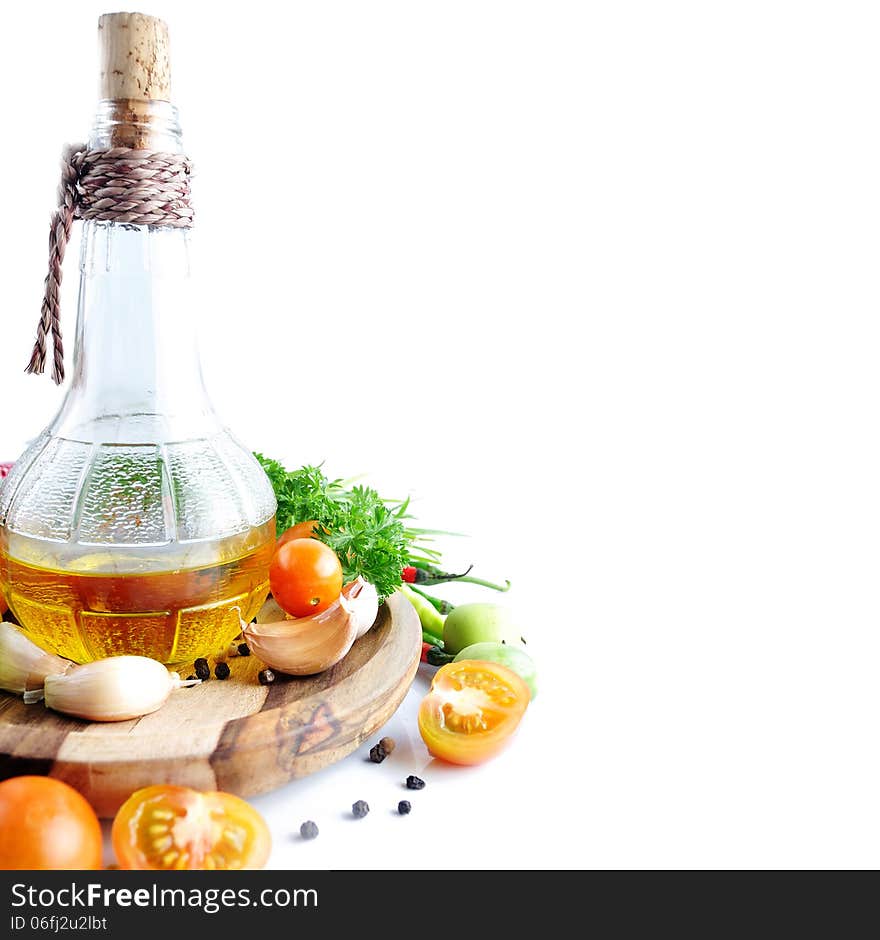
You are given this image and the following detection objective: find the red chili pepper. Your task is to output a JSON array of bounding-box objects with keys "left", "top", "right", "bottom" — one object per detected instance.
[
  {"left": 420, "top": 641, "right": 432, "bottom": 663},
  {"left": 403, "top": 563, "right": 510, "bottom": 592}
]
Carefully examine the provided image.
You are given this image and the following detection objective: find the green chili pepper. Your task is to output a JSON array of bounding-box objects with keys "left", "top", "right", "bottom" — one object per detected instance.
[
  {"left": 400, "top": 584, "right": 446, "bottom": 643},
  {"left": 408, "top": 585, "right": 456, "bottom": 615}
]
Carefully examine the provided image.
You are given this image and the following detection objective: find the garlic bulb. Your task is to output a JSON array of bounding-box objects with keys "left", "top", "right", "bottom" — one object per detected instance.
[
  {"left": 0, "top": 621, "right": 73, "bottom": 694},
  {"left": 40, "top": 656, "right": 199, "bottom": 722},
  {"left": 253, "top": 597, "right": 288, "bottom": 624},
  {"left": 244, "top": 593, "right": 359, "bottom": 676}
]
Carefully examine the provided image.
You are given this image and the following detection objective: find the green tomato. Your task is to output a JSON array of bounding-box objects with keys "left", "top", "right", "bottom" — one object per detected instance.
[
  {"left": 442, "top": 603, "right": 522, "bottom": 655},
  {"left": 453, "top": 642, "right": 537, "bottom": 699}
]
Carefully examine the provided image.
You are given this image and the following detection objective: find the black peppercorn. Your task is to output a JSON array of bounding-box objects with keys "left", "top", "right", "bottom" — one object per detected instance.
[
  {"left": 214, "top": 661, "right": 231, "bottom": 680},
  {"left": 185, "top": 675, "right": 197, "bottom": 682},
  {"left": 352, "top": 800, "right": 370, "bottom": 819},
  {"left": 369, "top": 735, "right": 397, "bottom": 763},
  {"left": 238, "top": 643, "right": 251, "bottom": 657},
  {"left": 194, "top": 658, "right": 210, "bottom": 681},
  {"left": 258, "top": 668, "right": 275, "bottom": 686},
  {"left": 300, "top": 820, "right": 319, "bottom": 840},
  {"left": 398, "top": 800, "right": 411, "bottom": 815},
  {"left": 406, "top": 775, "right": 426, "bottom": 790}
]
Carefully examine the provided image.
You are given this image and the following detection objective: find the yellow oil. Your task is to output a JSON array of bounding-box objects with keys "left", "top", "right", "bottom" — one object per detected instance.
[{"left": 0, "top": 519, "right": 274, "bottom": 665}]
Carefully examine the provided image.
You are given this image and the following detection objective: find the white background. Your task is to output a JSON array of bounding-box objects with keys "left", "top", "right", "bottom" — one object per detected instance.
[{"left": 1, "top": 1, "right": 878, "bottom": 869}]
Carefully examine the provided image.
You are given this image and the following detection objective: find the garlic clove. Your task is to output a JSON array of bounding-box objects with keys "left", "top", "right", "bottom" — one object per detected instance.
[
  {"left": 244, "top": 594, "right": 359, "bottom": 676},
  {"left": 343, "top": 578, "right": 380, "bottom": 639},
  {"left": 254, "top": 596, "right": 291, "bottom": 625},
  {"left": 0, "top": 621, "right": 73, "bottom": 694},
  {"left": 42, "top": 656, "right": 197, "bottom": 722}
]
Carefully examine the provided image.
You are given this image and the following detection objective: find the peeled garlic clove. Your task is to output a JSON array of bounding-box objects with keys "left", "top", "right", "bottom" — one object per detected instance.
[
  {"left": 0, "top": 621, "right": 73, "bottom": 694},
  {"left": 244, "top": 594, "right": 359, "bottom": 676},
  {"left": 343, "top": 578, "right": 380, "bottom": 639},
  {"left": 42, "top": 656, "right": 197, "bottom": 722}
]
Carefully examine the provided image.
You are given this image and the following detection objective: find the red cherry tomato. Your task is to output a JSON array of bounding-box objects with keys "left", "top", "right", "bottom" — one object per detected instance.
[
  {"left": 277, "top": 520, "right": 323, "bottom": 549},
  {"left": 269, "top": 538, "right": 343, "bottom": 617},
  {"left": 0, "top": 776, "right": 103, "bottom": 870}
]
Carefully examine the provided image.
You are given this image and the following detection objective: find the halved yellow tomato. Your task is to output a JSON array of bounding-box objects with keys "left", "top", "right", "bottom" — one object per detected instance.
[
  {"left": 418, "top": 660, "right": 530, "bottom": 765},
  {"left": 112, "top": 785, "right": 271, "bottom": 870}
]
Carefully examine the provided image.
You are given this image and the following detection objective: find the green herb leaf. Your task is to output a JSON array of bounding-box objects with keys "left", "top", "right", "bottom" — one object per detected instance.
[{"left": 254, "top": 454, "right": 436, "bottom": 600}]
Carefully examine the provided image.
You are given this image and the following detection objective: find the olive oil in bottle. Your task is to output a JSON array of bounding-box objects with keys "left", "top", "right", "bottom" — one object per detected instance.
[
  {"left": 0, "top": 522, "right": 274, "bottom": 665},
  {"left": 0, "top": 15, "right": 277, "bottom": 663}
]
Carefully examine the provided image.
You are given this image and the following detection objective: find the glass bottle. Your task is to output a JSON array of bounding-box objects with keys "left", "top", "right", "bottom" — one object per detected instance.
[{"left": 0, "top": 27, "right": 275, "bottom": 665}]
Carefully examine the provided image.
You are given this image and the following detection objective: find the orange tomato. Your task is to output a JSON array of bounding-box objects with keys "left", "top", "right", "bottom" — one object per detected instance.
[
  {"left": 0, "top": 776, "right": 102, "bottom": 870},
  {"left": 112, "top": 785, "right": 271, "bottom": 870},
  {"left": 269, "top": 537, "right": 343, "bottom": 617},
  {"left": 277, "top": 520, "right": 323, "bottom": 548},
  {"left": 418, "top": 660, "right": 530, "bottom": 765}
]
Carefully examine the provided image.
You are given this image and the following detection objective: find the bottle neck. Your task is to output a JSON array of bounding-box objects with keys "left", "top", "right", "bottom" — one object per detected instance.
[
  {"left": 50, "top": 101, "right": 218, "bottom": 446},
  {"left": 90, "top": 99, "right": 183, "bottom": 151}
]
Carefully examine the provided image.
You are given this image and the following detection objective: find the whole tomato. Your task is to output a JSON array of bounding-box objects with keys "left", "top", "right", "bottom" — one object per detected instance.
[
  {"left": 277, "top": 520, "right": 323, "bottom": 548},
  {"left": 0, "top": 776, "right": 103, "bottom": 870},
  {"left": 269, "top": 538, "right": 343, "bottom": 617}
]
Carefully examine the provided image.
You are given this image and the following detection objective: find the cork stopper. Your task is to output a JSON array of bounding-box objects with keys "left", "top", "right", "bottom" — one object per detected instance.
[{"left": 98, "top": 12, "right": 171, "bottom": 101}]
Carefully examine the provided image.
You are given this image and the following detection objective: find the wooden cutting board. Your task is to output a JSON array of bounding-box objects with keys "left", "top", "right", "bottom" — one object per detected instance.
[{"left": 0, "top": 592, "right": 420, "bottom": 817}]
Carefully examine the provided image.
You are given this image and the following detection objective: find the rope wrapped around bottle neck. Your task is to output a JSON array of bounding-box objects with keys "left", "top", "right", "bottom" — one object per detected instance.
[{"left": 26, "top": 145, "right": 194, "bottom": 385}]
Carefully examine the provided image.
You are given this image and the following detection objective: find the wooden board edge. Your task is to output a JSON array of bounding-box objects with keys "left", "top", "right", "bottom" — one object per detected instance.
[
  {"left": 208, "top": 591, "right": 422, "bottom": 796},
  {"left": 9, "top": 592, "right": 421, "bottom": 817}
]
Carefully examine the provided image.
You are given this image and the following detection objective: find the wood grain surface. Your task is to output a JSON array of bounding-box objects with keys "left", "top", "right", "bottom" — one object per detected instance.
[{"left": 0, "top": 592, "right": 420, "bottom": 817}]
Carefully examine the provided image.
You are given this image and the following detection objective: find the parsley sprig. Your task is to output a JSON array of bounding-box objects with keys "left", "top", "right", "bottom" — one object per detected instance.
[{"left": 255, "top": 455, "right": 443, "bottom": 600}]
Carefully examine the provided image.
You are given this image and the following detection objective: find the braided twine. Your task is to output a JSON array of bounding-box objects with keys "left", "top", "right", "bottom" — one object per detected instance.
[{"left": 26, "top": 146, "right": 194, "bottom": 384}]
